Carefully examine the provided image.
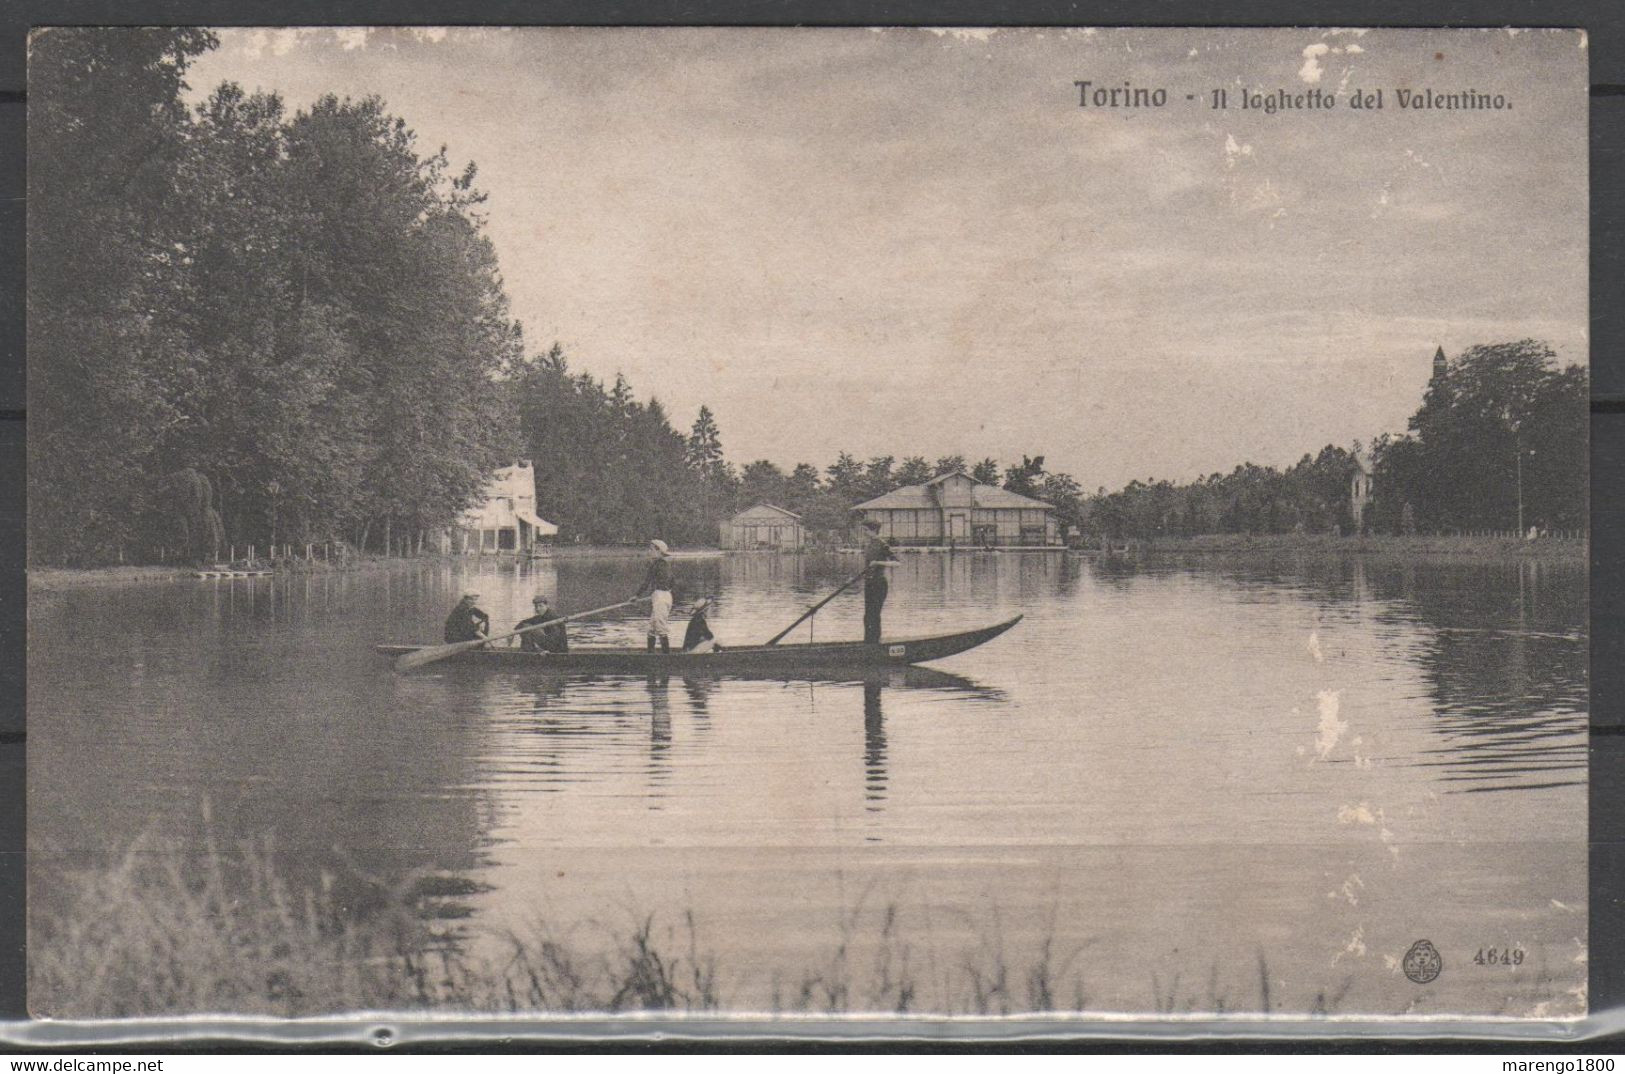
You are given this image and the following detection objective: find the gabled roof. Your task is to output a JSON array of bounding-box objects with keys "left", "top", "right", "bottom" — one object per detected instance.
[
  {"left": 729, "top": 503, "right": 802, "bottom": 522},
  {"left": 854, "top": 486, "right": 938, "bottom": 510},
  {"left": 855, "top": 476, "right": 1053, "bottom": 512},
  {"left": 927, "top": 470, "right": 973, "bottom": 486},
  {"left": 968, "top": 485, "right": 1056, "bottom": 510}
]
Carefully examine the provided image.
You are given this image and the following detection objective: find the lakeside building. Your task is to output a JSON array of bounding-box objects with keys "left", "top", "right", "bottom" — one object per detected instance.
[
  {"left": 854, "top": 471, "right": 1059, "bottom": 547},
  {"left": 451, "top": 460, "right": 558, "bottom": 555},
  {"left": 721, "top": 504, "right": 805, "bottom": 551},
  {"left": 1350, "top": 449, "right": 1373, "bottom": 532}
]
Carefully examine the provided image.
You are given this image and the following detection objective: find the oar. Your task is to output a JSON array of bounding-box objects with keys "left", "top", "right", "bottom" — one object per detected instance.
[
  {"left": 764, "top": 568, "right": 870, "bottom": 646},
  {"left": 394, "top": 598, "right": 644, "bottom": 672}
]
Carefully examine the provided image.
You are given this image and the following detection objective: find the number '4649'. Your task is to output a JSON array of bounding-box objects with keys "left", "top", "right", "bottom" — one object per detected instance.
[{"left": 1473, "top": 947, "right": 1525, "bottom": 966}]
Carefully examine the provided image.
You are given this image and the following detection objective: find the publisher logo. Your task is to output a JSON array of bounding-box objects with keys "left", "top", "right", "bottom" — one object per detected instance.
[{"left": 1403, "top": 939, "right": 1443, "bottom": 984}]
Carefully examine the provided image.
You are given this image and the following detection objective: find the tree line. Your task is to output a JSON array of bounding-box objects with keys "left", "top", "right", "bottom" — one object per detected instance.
[
  {"left": 1088, "top": 341, "right": 1587, "bottom": 541},
  {"left": 32, "top": 29, "right": 519, "bottom": 565},
  {"left": 28, "top": 30, "right": 1586, "bottom": 565},
  {"left": 27, "top": 28, "right": 1087, "bottom": 564},
  {"left": 684, "top": 439, "right": 1090, "bottom": 546}
]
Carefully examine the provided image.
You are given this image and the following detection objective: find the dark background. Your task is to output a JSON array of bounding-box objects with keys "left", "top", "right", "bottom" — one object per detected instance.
[{"left": 0, "top": 0, "right": 1619, "bottom": 1049}]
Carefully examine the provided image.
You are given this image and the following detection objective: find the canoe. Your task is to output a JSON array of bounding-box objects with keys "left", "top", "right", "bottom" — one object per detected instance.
[{"left": 377, "top": 614, "right": 1022, "bottom": 674}]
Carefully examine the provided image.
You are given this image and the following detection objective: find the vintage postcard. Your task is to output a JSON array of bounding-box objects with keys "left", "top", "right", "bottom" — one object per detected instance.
[{"left": 24, "top": 27, "right": 1588, "bottom": 1033}]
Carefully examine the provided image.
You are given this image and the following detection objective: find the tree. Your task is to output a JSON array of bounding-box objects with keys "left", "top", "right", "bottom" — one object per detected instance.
[
  {"left": 1519, "top": 364, "right": 1587, "bottom": 531},
  {"left": 739, "top": 460, "right": 788, "bottom": 509},
  {"left": 278, "top": 94, "right": 519, "bottom": 552},
  {"left": 971, "top": 458, "right": 1001, "bottom": 485},
  {"left": 516, "top": 349, "right": 711, "bottom": 544},
  {"left": 152, "top": 469, "right": 225, "bottom": 564},
  {"left": 895, "top": 456, "right": 934, "bottom": 487},
  {"left": 1040, "top": 472, "right": 1086, "bottom": 537},
  {"left": 30, "top": 37, "right": 530, "bottom": 565},
  {"left": 860, "top": 456, "right": 897, "bottom": 499},
  {"left": 686, "top": 404, "right": 730, "bottom": 534},
  {"left": 1282, "top": 444, "right": 1359, "bottom": 534},
  {"left": 799, "top": 492, "right": 859, "bottom": 545},
  {"left": 825, "top": 453, "right": 864, "bottom": 501},
  {"left": 934, "top": 455, "right": 968, "bottom": 477},
  {"left": 686, "top": 405, "right": 724, "bottom": 473},
  {"left": 1003, "top": 455, "right": 1046, "bottom": 498},
  {"left": 785, "top": 463, "right": 822, "bottom": 512},
  {"left": 29, "top": 28, "right": 219, "bottom": 563},
  {"left": 1395, "top": 340, "right": 1584, "bottom": 532}
]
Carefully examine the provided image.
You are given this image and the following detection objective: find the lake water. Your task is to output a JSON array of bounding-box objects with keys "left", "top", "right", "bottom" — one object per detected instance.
[{"left": 28, "top": 550, "right": 1589, "bottom": 1019}]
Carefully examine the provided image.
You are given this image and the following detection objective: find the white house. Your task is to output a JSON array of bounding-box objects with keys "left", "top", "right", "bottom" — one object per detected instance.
[{"left": 456, "top": 460, "right": 558, "bottom": 555}]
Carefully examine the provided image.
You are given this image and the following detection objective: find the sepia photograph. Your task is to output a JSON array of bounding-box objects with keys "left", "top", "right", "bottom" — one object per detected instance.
[{"left": 24, "top": 26, "right": 1589, "bottom": 1030}]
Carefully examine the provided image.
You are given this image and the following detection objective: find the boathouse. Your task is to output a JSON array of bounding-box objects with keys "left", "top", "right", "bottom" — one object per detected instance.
[
  {"left": 854, "top": 471, "right": 1059, "bottom": 547},
  {"left": 721, "top": 504, "right": 805, "bottom": 551},
  {"left": 455, "top": 460, "right": 558, "bottom": 555}
]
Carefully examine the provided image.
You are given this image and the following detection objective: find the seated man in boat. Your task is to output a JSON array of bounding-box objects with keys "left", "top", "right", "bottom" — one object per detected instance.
[
  {"left": 443, "top": 592, "right": 490, "bottom": 644},
  {"left": 515, "top": 594, "right": 569, "bottom": 654},
  {"left": 682, "top": 598, "right": 720, "bottom": 654}
]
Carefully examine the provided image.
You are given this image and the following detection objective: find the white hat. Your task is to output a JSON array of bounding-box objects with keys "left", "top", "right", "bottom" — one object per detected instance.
[{"left": 649, "top": 539, "right": 670, "bottom": 556}]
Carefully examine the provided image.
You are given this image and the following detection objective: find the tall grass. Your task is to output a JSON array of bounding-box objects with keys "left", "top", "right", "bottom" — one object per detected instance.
[
  {"left": 30, "top": 833, "right": 1400, "bottom": 1020},
  {"left": 31, "top": 831, "right": 737, "bottom": 1018}
]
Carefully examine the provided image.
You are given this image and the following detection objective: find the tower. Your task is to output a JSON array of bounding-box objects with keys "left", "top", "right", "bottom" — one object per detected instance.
[{"left": 1431, "top": 345, "right": 1447, "bottom": 382}]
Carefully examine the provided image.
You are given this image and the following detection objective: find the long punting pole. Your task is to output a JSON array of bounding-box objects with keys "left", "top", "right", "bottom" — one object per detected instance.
[{"left": 763, "top": 568, "right": 870, "bottom": 647}]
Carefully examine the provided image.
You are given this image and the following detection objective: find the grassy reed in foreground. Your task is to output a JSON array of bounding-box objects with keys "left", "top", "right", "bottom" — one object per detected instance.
[
  {"left": 32, "top": 835, "right": 1108, "bottom": 1019},
  {"left": 30, "top": 835, "right": 1479, "bottom": 1020}
]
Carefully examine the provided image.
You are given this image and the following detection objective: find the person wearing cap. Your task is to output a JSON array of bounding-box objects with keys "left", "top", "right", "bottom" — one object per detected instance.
[
  {"left": 861, "top": 518, "right": 899, "bottom": 644},
  {"left": 515, "top": 594, "right": 569, "bottom": 654},
  {"left": 682, "top": 597, "right": 719, "bottom": 654},
  {"left": 443, "top": 592, "right": 490, "bottom": 644},
  {"left": 636, "top": 539, "right": 678, "bottom": 652}
]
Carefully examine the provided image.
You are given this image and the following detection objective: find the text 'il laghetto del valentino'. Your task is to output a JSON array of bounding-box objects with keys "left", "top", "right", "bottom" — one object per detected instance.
[{"left": 1073, "top": 81, "right": 1513, "bottom": 113}]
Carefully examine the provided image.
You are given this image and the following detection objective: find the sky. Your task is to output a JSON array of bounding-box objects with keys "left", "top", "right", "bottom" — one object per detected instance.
[{"left": 184, "top": 27, "right": 1588, "bottom": 491}]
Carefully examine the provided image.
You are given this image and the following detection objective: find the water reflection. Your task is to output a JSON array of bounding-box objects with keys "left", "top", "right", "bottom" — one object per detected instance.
[
  {"left": 681, "top": 676, "right": 714, "bottom": 721},
  {"left": 28, "top": 549, "right": 1588, "bottom": 1018},
  {"left": 454, "top": 665, "right": 1001, "bottom": 835},
  {"left": 1083, "top": 551, "right": 1587, "bottom": 795},
  {"left": 863, "top": 679, "right": 887, "bottom": 810},
  {"left": 646, "top": 673, "right": 672, "bottom": 799}
]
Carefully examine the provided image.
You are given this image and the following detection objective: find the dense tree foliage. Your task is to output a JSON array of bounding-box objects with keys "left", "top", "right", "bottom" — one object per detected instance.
[
  {"left": 1085, "top": 341, "right": 1587, "bottom": 541},
  {"left": 512, "top": 346, "right": 711, "bottom": 544},
  {"left": 1087, "top": 447, "right": 1360, "bottom": 541},
  {"left": 30, "top": 28, "right": 219, "bottom": 564},
  {"left": 31, "top": 30, "right": 1584, "bottom": 564},
  {"left": 30, "top": 29, "right": 518, "bottom": 564},
  {"left": 1371, "top": 341, "right": 1587, "bottom": 534}
]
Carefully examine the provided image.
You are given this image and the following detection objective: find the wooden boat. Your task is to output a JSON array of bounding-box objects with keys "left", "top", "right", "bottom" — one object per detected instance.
[{"left": 377, "top": 615, "right": 1022, "bottom": 674}]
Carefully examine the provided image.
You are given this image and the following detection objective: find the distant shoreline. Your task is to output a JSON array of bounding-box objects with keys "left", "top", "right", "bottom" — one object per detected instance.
[
  {"left": 27, "top": 534, "right": 1587, "bottom": 590},
  {"left": 25, "top": 546, "right": 729, "bottom": 591},
  {"left": 1093, "top": 533, "right": 1587, "bottom": 563}
]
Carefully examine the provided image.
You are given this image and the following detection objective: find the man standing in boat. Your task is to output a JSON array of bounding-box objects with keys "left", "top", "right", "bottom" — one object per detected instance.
[
  {"left": 443, "top": 592, "right": 490, "bottom": 644},
  {"left": 515, "top": 594, "right": 569, "bottom": 654},
  {"left": 862, "top": 518, "right": 900, "bottom": 644},
  {"left": 637, "top": 539, "right": 678, "bottom": 653}
]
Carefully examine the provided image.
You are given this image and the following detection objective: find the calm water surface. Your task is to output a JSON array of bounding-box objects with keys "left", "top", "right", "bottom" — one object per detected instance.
[{"left": 29, "top": 551, "right": 1588, "bottom": 1016}]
